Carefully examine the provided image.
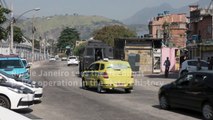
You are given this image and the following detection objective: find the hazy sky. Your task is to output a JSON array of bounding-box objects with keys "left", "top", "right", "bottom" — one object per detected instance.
[{"left": 7, "top": 0, "right": 199, "bottom": 20}]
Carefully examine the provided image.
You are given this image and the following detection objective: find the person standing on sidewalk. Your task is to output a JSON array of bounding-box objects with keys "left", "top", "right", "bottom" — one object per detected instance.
[{"left": 164, "top": 57, "right": 170, "bottom": 78}]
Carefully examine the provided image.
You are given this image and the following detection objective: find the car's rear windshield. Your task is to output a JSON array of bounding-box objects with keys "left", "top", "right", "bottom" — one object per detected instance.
[
  {"left": 107, "top": 63, "right": 130, "bottom": 69},
  {"left": 69, "top": 57, "right": 76, "bottom": 59},
  {"left": 0, "top": 60, "right": 24, "bottom": 68}
]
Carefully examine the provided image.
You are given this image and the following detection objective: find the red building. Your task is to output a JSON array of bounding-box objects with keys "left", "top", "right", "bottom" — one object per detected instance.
[
  {"left": 186, "top": 4, "right": 213, "bottom": 60},
  {"left": 149, "top": 12, "right": 188, "bottom": 48},
  {"left": 188, "top": 5, "right": 212, "bottom": 42}
]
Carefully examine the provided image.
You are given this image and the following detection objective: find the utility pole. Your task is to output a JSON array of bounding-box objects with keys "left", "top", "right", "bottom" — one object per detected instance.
[
  {"left": 39, "top": 36, "right": 42, "bottom": 60},
  {"left": 10, "top": 2, "right": 13, "bottom": 54},
  {"left": 32, "top": 15, "right": 35, "bottom": 63},
  {"left": 43, "top": 38, "right": 46, "bottom": 60},
  {"left": 9, "top": 4, "right": 40, "bottom": 55}
]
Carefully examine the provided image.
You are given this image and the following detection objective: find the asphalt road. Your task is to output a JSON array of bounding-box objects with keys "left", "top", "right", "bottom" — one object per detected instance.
[{"left": 19, "top": 61, "right": 202, "bottom": 120}]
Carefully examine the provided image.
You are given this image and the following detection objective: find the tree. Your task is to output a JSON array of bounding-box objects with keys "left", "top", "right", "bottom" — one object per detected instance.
[
  {"left": 0, "top": 6, "right": 11, "bottom": 40},
  {"left": 57, "top": 27, "right": 80, "bottom": 51},
  {"left": 93, "top": 25, "right": 136, "bottom": 46},
  {"left": 34, "top": 39, "right": 40, "bottom": 49},
  {"left": 73, "top": 43, "right": 86, "bottom": 56},
  {"left": 7, "top": 26, "right": 24, "bottom": 43}
]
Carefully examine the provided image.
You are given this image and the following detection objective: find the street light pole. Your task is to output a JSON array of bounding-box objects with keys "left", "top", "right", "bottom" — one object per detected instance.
[
  {"left": 10, "top": 7, "right": 40, "bottom": 54},
  {"left": 44, "top": 37, "right": 46, "bottom": 60},
  {"left": 32, "top": 14, "right": 35, "bottom": 63},
  {"left": 10, "top": 18, "right": 14, "bottom": 54},
  {"left": 10, "top": 2, "right": 14, "bottom": 54}
]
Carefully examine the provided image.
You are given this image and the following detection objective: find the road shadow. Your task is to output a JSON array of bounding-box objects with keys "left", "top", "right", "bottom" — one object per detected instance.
[
  {"left": 67, "top": 65, "right": 79, "bottom": 67},
  {"left": 80, "top": 87, "right": 129, "bottom": 94},
  {"left": 34, "top": 100, "right": 42, "bottom": 104},
  {"left": 14, "top": 108, "right": 42, "bottom": 119},
  {"left": 152, "top": 105, "right": 203, "bottom": 119},
  {"left": 145, "top": 72, "right": 179, "bottom": 79},
  {"left": 14, "top": 108, "right": 33, "bottom": 114}
]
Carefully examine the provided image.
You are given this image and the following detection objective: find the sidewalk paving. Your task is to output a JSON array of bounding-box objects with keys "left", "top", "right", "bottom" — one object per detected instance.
[{"left": 134, "top": 72, "right": 179, "bottom": 91}]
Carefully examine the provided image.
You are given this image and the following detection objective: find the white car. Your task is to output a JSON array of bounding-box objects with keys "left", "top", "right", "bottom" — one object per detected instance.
[
  {"left": 179, "top": 59, "right": 208, "bottom": 76},
  {"left": 0, "top": 106, "right": 31, "bottom": 120},
  {"left": 49, "top": 56, "right": 56, "bottom": 61},
  {"left": 67, "top": 56, "right": 79, "bottom": 66},
  {"left": 0, "top": 71, "right": 43, "bottom": 101},
  {"left": 61, "top": 57, "right": 67, "bottom": 61},
  {"left": 0, "top": 76, "right": 34, "bottom": 109}
]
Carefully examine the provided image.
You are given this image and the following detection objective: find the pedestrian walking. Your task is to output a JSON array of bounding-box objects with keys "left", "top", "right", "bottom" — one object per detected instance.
[{"left": 164, "top": 57, "right": 170, "bottom": 78}]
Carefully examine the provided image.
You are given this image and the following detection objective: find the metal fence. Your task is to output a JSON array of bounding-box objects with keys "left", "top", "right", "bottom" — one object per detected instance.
[{"left": 0, "top": 43, "right": 49, "bottom": 62}]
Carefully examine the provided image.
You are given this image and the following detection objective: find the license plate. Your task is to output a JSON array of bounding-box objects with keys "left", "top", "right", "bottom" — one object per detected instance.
[{"left": 116, "top": 83, "right": 124, "bottom": 86}]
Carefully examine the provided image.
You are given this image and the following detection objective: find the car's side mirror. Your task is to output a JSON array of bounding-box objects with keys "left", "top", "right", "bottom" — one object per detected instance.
[{"left": 26, "top": 65, "right": 31, "bottom": 69}]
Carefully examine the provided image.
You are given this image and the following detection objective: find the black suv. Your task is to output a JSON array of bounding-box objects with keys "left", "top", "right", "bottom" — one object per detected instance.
[{"left": 159, "top": 71, "right": 213, "bottom": 120}]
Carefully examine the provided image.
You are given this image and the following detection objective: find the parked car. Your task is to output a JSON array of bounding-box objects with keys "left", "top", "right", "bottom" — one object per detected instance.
[
  {"left": 0, "top": 106, "right": 31, "bottom": 120},
  {"left": 49, "top": 56, "right": 56, "bottom": 61},
  {"left": 159, "top": 71, "right": 213, "bottom": 120},
  {"left": 82, "top": 59, "right": 134, "bottom": 93},
  {"left": 179, "top": 59, "right": 208, "bottom": 76},
  {"left": 67, "top": 56, "right": 79, "bottom": 66},
  {"left": 0, "top": 70, "right": 43, "bottom": 101},
  {"left": 0, "top": 75, "right": 34, "bottom": 109},
  {"left": 61, "top": 57, "right": 67, "bottom": 61},
  {"left": 0, "top": 55, "right": 30, "bottom": 80}
]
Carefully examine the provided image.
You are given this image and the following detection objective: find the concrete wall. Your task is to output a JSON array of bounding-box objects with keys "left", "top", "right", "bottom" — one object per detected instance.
[
  {"left": 125, "top": 46, "right": 153, "bottom": 73},
  {"left": 0, "top": 44, "right": 49, "bottom": 62},
  {"left": 161, "top": 47, "right": 179, "bottom": 72}
]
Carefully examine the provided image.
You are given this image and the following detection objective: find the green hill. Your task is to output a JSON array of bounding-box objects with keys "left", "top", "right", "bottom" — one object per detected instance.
[{"left": 17, "top": 15, "right": 123, "bottom": 40}]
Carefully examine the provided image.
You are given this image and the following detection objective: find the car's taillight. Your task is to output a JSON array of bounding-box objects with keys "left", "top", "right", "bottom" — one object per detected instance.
[{"left": 103, "top": 72, "right": 109, "bottom": 79}]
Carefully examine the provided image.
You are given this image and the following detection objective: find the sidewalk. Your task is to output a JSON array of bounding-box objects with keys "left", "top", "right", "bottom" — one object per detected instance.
[{"left": 133, "top": 72, "right": 178, "bottom": 91}]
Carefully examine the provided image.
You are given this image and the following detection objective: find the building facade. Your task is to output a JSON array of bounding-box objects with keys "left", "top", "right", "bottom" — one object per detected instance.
[
  {"left": 187, "top": 5, "right": 213, "bottom": 60},
  {"left": 149, "top": 12, "right": 188, "bottom": 48},
  {"left": 114, "top": 38, "right": 162, "bottom": 73},
  {"left": 188, "top": 5, "right": 212, "bottom": 42}
]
